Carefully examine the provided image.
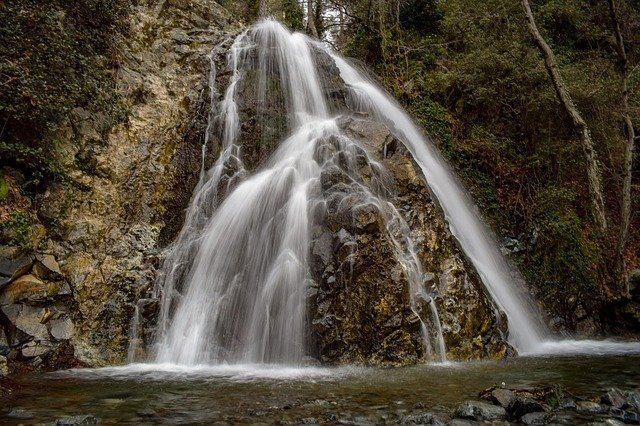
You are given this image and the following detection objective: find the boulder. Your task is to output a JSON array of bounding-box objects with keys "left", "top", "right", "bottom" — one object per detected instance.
[
  {"left": 1, "top": 304, "right": 49, "bottom": 341},
  {"left": 577, "top": 401, "right": 608, "bottom": 414},
  {"left": 491, "top": 388, "right": 516, "bottom": 408},
  {"left": 0, "top": 249, "right": 32, "bottom": 288},
  {"left": 521, "top": 412, "right": 547, "bottom": 425},
  {"left": 401, "top": 412, "right": 445, "bottom": 425},
  {"left": 56, "top": 415, "right": 99, "bottom": 425},
  {"left": 50, "top": 317, "right": 75, "bottom": 341},
  {"left": 0, "top": 274, "right": 67, "bottom": 305},
  {"left": 21, "top": 340, "right": 54, "bottom": 358},
  {"left": 507, "top": 395, "right": 544, "bottom": 419},
  {"left": 455, "top": 400, "right": 506, "bottom": 421},
  {"left": 602, "top": 389, "right": 627, "bottom": 409}
]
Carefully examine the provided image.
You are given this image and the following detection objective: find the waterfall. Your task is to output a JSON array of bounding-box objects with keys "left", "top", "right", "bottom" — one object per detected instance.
[
  {"left": 153, "top": 19, "right": 446, "bottom": 365},
  {"left": 147, "top": 19, "right": 640, "bottom": 365}
]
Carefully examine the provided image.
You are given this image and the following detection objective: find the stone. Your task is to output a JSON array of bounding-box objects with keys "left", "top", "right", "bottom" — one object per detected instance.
[
  {"left": 558, "top": 398, "right": 577, "bottom": 410},
  {"left": 0, "top": 250, "right": 32, "bottom": 286},
  {"left": 577, "top": 401, "right": 608, "bottom": 414},
  {"left": 1, "top": 304, "right": 49, "bottom": 340},
  {"left": 625, "top": 392, "right": 640, "bottom": 412},
  {"left": 609, "top": 408, "right": 640, "bottom": 424},
  {"left": 56, "top": 415, "right": 99, "bottom": 425},
  {"left": 508, "top": 396, "right": 544, "bottom": 419},
  {"left": 521, "top": 412, "right": 547, "bottom": 425},
  {"left": 21, "top": 340, "right": 53, "bottom": 357},
  {"left": 35, "top": 253, "right": 63, "bottom": 275},
  {"left": 401, "top": 412, "right": 445, "bottom": 425},
  {"left": 449, "top": 420, "right": 474, "bottom": 426},
  {"left": 8, "top": 408, "right": 35, "bottom": 419},
  {"left": 491, "top": 388, "right": 516, "bottom": 408},
  {"left": 0, "top": 274, "right": 65, "bottom": 305},
  {"left": 455, "top": 400, "right": 506, "bottom": 421},
  {"left": 0, "top": 354, "right": 8, "bottom": 376},
  {"left": 603, "top": 389, "right": 627, "bottom": 409},
  {"left": 50, "top": 317, "right": 75, "bottom": 340}
]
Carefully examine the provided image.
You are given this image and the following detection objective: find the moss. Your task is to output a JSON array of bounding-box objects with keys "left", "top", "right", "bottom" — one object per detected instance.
[
  {"left": 0, "top": 175, "right": 8, "bottom": 202},
  {"left": 0, "top": 211, "right": 33, "bottom": 250}
]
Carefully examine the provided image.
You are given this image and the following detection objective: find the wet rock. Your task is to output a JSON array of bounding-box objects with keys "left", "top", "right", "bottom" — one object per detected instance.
[
  {"left": 137, "top": 409, "right": 156, "bottom": 417},
  {"left": 8, "top": 408, "right": 35, "bottom": 419},
  {"left": 455, "top": 400, "right": 506, "bottom": 421},
  {"left": 577, "top": 401, "right": 608, "bottom": 414},
  {"left": 56, "top": 414, "right": 99, "bottom": 425},
  {"left": 507, "top": 395, "right": 544, "bottom": 419},
  {"left": 610, "top": 408, "right": 640, "bottom": 424},
  {"left": 521, "top": 412, "right": 547, "bottom": 425},
  {"left": 625, "top": 392, "right": 640, "bottom": 412},
  {"left": 558, "top": 398, "right": 577, "bottom": 410},
  {"left": 401, "top": 412, "right": 445, "bottom": 425},
  {"left": 491, "top": 388, "right": 516, "bottom": 408},
  {"left": 449, "top": 419, "right": 475, "bottom": 426},
  {"left": 603, "top": 389, "right": 627, "bottom": 409}
]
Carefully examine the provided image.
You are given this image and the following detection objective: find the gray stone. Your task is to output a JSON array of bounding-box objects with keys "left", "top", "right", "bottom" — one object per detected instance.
[
  {"left": 35, "top": 253, "right": 63, "bottom": 275},
  {"left": 0, "top": 250, "right": 32, "bottom": 286},
  {"left": 171, "top": 30, "right": 190, "bottom": 44},
  {"left": 577, "top": 401, "right": 608, "bottom": 414},
  {"left": 455, "top": 400, "right": 506, "bottom": 421},
  {"left": 508, "top": 396, "right": 544, "bottom": 418},
  {"left": 521, "top": 412, "right": 547, "bottom": 425},
  {"left": 56, "top": 415, "right": 99, "bottom": 425},
  {"left": 21, "top": 340, "right": 53, "bottom": 357},
  {"left": 1, "top": 304, "right": 48, "bottom": 340},
  {"left": 448, "top": 420, "right": 474, "bottom": 426},
  {"left": 558, "top": 398, "right": 577, "bottom": 410},
  {"left": 625, "top": 392, "right": 640, "bottom": 412},
  {"left": 491, "top": 388, "right": 516, "bottom": 408},
  {"left": 8, "top": 408, "right": 35, "bottom": 419},
  {"left": 0, "top": 354, "right": 8, "bottom": 376},
  {"left": 50, "top": 317, "right": 75, "bottom": 340},
  {"left": 402, "top": 412, "right": 445, "bottom": 425},
  {"left": 603, "top": 389, "right": 627, "bottom": 409}
]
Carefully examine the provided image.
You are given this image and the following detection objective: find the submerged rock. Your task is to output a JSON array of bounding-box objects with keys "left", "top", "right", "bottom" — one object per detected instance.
[
  {"left": 56, "top": 414, "right": 99, "bottom": 425},
  {"left": 454, "top": 400, "right": 506, "bottom": 421}
]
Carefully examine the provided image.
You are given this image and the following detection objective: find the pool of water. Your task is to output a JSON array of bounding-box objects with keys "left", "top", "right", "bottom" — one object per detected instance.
[{"left": 2, "top": 355, "right": 639, "bottom": 424}]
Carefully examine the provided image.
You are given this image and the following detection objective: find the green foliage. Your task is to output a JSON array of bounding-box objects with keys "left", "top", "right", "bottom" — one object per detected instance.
[
  {"left": 0, "top": 211, "right": 32, "bottom": 250},
  {"left": 282, "top": 0, "right": 304, "bottom": 31},
  {"left": 0, "top": 0, "right": 129, "bottom": 186},
  {"left": 0, "top": 175, "right": 8, "bottom": 202},
  {"left": 525, "top": 187, "right": 598, "bottom": 326},
  {"left": 546, "top": 384, "right": 565, "bottom": 409}
]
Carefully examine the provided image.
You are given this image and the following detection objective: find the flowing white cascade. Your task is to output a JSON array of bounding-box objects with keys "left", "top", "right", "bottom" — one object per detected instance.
[
  {"left": 154, "top": 19, "right": 447, "bottom": 365},
  {"left": 317, "top": 46, "right": 640, "bottom": 356},
  {"left": 152, "top": 19, "right": 640, "bottom": 365}
]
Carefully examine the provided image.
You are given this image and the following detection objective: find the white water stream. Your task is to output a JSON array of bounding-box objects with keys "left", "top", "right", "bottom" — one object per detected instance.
[{"left": 146, "top": 19, "right": 640, "bottom": 365}]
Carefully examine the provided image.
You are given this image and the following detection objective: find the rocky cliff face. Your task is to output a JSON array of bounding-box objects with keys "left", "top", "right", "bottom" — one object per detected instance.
[
  {"left": 1, "top": 0, "right": 240, "bottom": 372},
  {"left": 1, "top": 3, "right": 511, "bottom": 373}
]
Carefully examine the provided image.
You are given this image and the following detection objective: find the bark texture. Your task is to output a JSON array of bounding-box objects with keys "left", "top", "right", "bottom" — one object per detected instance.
[
  {"left": 608, "top": 0, "right": 636, "bottom": 296},
  {"left": 521, "top": 0, "right": 608, "bottom": 236}
]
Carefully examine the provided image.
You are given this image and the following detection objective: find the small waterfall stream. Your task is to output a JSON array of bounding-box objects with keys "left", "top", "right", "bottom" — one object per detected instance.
[{"left": 146, "top": 19, "right": 640, "bottom": 365}]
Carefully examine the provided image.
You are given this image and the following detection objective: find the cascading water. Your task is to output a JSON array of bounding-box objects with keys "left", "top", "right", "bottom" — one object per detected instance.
[
  {"left": 149, "top": 19, "right": 640, "bottom": 365},
  {"left": 153, "top": 19, "right": 446, "bottom": 365}
]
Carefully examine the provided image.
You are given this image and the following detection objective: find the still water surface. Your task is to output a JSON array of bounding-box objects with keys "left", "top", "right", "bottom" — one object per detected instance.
[{"left": 2, "top": 355, "right": 639, "bottom": 424}]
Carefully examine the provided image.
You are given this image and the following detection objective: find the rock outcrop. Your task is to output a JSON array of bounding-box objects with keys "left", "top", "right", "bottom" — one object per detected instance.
[{"left": 1, "top": 0, "right": 241, "bottom": 371}]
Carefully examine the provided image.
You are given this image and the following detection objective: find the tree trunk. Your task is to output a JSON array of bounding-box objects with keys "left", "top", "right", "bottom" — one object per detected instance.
[
  {"left": 608, "top": 0, "right": 636, "bottom": 296},
  {"left": 258, "top": 0, "right": 268, "bottom": 18},
  {"left": 307, "top": 0, "right": 319, "bottom": 37},
  {"left": 521, "top": 0, "right": 608, "bottom": 236}
]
